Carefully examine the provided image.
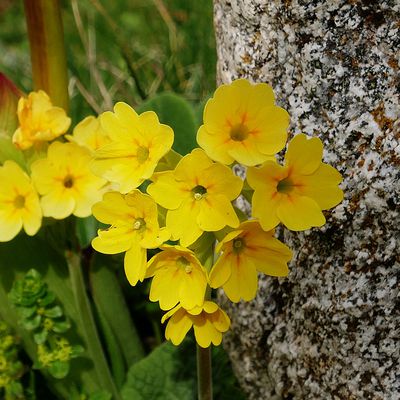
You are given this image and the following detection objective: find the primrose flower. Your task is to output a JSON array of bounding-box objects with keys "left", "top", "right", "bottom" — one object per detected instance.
[
  {"left": 0, "top": 160, "right": 42, "bottom": 241},
  {"left": 145, "top": 245, "right": 208, "bottom": 310},
  {"left": 13, "top": 90, "right": 70, "bottom": 150},
  {"left": 92, "top": 191, "right": 169, "bottom": 286},
  {"left": 247, "top": 134, "right": 344, "bottom": 231},
  {"left": 147, "top": 148, "right": 242, "bottom": 247},
  {"left": 209, "top": 220, "right": 292, "bottom": 302},
  {"left": 66, "top": 116, "right": 111, "bottom": 153},
  {"left": 91, "top": 102, "right": 174, "bottom": 193},
  {"left": 31, "top": 142, "right": 106, "bottom": 219},
  {"left": 162, "top": 301, "right": 230, "bottom": 348},
  {"left": 197, "top": 79, "right": 289, "bottom": 166}
]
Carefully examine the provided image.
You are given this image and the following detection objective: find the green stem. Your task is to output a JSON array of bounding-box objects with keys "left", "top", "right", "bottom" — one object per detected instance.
[
  {"left": 66, "top": 251, "right": 121, "bottom": 400},
  {"left": 24, "top": 0, "right": 69, "bottom": 111},
  {"left": 196, "top": 240, "right": 214, "bottom": 400}
]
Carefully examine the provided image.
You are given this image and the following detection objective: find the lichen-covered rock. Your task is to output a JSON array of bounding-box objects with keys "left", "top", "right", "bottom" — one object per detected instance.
[{"left": 214, "top": 1, "right": 400, "bottom": 399}]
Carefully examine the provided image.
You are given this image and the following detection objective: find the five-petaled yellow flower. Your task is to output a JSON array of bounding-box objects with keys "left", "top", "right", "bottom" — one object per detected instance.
[
  {"left": 209, "top": 220, "right": 292, "bottom": 302},
  {"left": 92, "top": 190, "right": 170, "bottom": 286},
  {"left": 31, "top": 142, "right": 106, "bottom": 219},
  {"left": 162, "top": 301, "right": 230, "bottom": 348},
  {"left": 0, "top": 160, "right": 42, "bottom": 241},
  {"left": 91, "top": 102, "right": 174, "bottom": 193},
  {"left": 197, "top": 79, "right": 289, "bottom": 167},
  {"left": 66, "top": 115, "right": 111, "bottom": 153},
  {"left": 13, "top": 90, "right": 71, "bottom": 150},
  {"left": 247, "top": 134, "right": 343, "bottom": 231},
  {"left": 147, "top": 148, "right": 242, "bottom": 247},
  {"left": 145, "top": 245, "right": 207, "bottom": 310}
]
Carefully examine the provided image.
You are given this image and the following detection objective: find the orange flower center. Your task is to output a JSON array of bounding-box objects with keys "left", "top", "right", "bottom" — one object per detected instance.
[
  {"left": 230, "top": 123, "right": 249, "bottom": 142},
  {"left": 176, "top": 256, "right": 192, "bottom": 273},
  {"left": 192, "top": 185, "right": 207, "bottom": 201},
  {"left": 63, "top": 175, "right": 74, "bottom": 188},
  {"left": 13, "top": 194, "right": 26, "bottom": 209},
  {"left": 137, "top": 146, "right": 149, "bottom": 163},
  {"left": 232, "top": 237, "right": 246, "bottom": 253},
  {"left": 277, "top": 177, "right": 293, "bottom": 194}
]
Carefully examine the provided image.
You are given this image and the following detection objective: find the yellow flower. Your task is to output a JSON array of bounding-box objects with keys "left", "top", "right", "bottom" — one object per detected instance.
[
  {"left": 92, "top": 190, "right": 169, "bottom": 286},
  {"left": 247, "top": 134, "right": 343, "bottom": 231},
  {"left": 31, "top": 142, "right": 106, "bottom": 219},
  {"left": 13, "top": 90, "right": 71, "bottom": 150},
  {"left": 197, "top": 79, "right": 289, "bottom": 167},
  {"left": 0, "top": 160, "right": 42, "bottom": 241},
  {"left": 162, "top": 301, "right": 230, "bottom": 348},
  {"left": 147, "top": 148, "right": 242, "bottom": 247},
  {"left": 91, "top": 102, "right": 174, "bottom": 193},
  {"left": 66, "top": 116, "right": 111, "bottom": 153},
  {"left": 145, "top": 245, "right": 208, "bottom": 310},
  {"left": 209, "top": 220, "right": 292, "bottom": 302}
]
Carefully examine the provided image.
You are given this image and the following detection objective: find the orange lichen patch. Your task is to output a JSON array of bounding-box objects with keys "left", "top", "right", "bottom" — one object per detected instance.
[{"left": 371, "top": 102, "right": 395, "bottom": 132}]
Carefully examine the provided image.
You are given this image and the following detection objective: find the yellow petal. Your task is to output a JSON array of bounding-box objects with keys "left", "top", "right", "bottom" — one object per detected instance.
[
  {"left": 284, "top": 134, "right": 323, "bottom": 175},
  {"left": 209, "top": 254, "right": 233, "bottom": 289},
  {"left": 298, "top": 163, "right": 343, "bottom": 210},
  {"left": 251, "top": 189, "right": 282, "bottom": 232},
  {"left": 147, "top": 171, "right": 188, "bottom": 210},
  {"left": 174, "top": 148, "right": 213, "bottom": 182},
  {"left": 202, "top": 301, "right": 219, "bottom": 314},
  {"left": 91, "top": 226, "right": 133, "bottom": 254},
  {"left": 0, "top": 209, "right": 22, "bottom": 242},
  {"left": 246, "top": 161, "right": 287, "bottom": 190},
  {"left": 165, "top": 309, "right": 193, "bottom": 346},
  {"left": 197, "top": 194, "right": 239, "bottom": 231},
  {"left": 149, "top": 268, "right": 180, "bottom": 310},
  {"left": 227, "top": 139, "right": 269, "bottom": 167},
  {"left": 210, "top": 308, "right": 230, "bottom": 332},
  {"left": 124, "top": 245, "right": 147, "bottom": 286},
  {"left": 277, "top": 195, "right": 326, "bottom": 231},
  {"left": 179, "top": 269, "right": 207, "bottom": 310},
  {"left": 193, "top": 315, "right": 222, "bottom": 348},
  {"left": 40, "top": 189, "right": 75, "bottom": 219},
  {"left": 91, "top": 192, "right": 132, "bottom": 224}
]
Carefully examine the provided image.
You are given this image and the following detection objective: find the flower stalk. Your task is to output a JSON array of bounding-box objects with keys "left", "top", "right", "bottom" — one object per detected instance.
[{"left": 23, "top": 0, "right": 69, "bottom": 111}]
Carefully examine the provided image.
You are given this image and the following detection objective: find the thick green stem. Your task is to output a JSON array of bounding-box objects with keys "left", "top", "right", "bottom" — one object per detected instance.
[
  {"left": 66, "top": 251, "right": 121, "bottom": 400},
  {"left": 24, "top": 0, "right": 69, "bottom": 111},
  {"left": 196, "top": 240, "right": 215, "bottom": 400}
]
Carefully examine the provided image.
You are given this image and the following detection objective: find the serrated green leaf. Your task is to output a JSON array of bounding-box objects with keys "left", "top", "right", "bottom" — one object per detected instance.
[
  {"left": 121, "top": 342, "right": 195, "bottom": 400},
  {"left": 138, "top": 92, "right": 197, "bottom": 156},
  {"left": 43, "top": 305, "right": 63, "bottom": 319}
]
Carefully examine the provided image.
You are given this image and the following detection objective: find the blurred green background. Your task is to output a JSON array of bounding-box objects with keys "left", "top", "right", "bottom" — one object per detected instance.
[{"left": 0, "top": 0, "right": 216, "bottom": 124}]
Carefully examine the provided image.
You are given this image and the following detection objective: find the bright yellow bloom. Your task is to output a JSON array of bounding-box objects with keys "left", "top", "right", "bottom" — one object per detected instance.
[
  {"left": 31, "top": 142, "right": 106, "bottom": 219},
  {"left": 147, "top": 148, "right": 242, "bottom": 247},
  {"left": 145, "top": 245, "right": 207, "bottom": 310},
  {"left": 92, "top": 190, "right": 170, "bottom": 286},
  {"left": 162, "top": 301, "right": 230, "bottom": 348},
  {"left": 66, "top": 116, "right": 111, "bottom": 153},
  {"left": 91, "top": 102, "right": 174, "bottom": 193},
  {"left": 247, "top": 134, "right": 343, "bottom": 231},
  {"left": 0, "top": 160, "right": 42, "bottom": 241},
  {"left": 13, "top": 90, "right": 70, "bottom": 150},
  {"left": 209, "top": 220, "right": 292, "bottom": 302},
  {"left": 197, "top": 79, "right": 289, "bottom": 167}
]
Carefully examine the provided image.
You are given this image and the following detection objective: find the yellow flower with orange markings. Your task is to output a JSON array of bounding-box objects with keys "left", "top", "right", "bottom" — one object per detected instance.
[
  {"left": 162, "top": 301, "right": 230, "bottom": 348},
  {"left": 92, "top": 190, "right": 170, "bottom": 286},
  {"left": 247, "top": 134, "right": 343, "bottom": 231},
  {"left": 13, "top": 90, "right": 70, "bottom": 150},
  {"left": 91, "top": 102, "right": 174, "bottom": 193},
  {"left": 0, "top": 160, "right": 42, "bottom": 241},
  {"left": 147, "top": 148, "right": 242, "bottom": 247},
  {"left": 197, "top": 79, "right": 289, "bottom": 166},
  {"left": 209, "top": 220, "right": 292, "bottom": 302},
  {"left": 31, "top": 142, "right": 106, "bottom": 219},
  {"left": 145, "top": 245, "right": 207, "bottom": 310},
  {"left": 66, "top": 115, "right": 111, "bottom": 153}
]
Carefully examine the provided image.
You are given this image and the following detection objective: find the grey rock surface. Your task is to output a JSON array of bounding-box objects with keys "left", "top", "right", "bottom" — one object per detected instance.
[{"left": 214, "top": 1, "right": 400, "bottom": 399}]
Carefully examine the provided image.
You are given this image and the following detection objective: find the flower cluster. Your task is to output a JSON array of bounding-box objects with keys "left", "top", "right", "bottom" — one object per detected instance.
[
  {"left": 89, "top": 79, "right": 343, "bottom": 348},
  {"left": 0, "top": 77, "right": 343, "bottom": 348}
]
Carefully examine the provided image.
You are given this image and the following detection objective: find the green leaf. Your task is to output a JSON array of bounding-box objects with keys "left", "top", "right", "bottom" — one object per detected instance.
[
  {"left": 33, "top": 329, "right": 48, "bottom": 345},
  {"left": 52, "top": 320, "right": 71, "bottom": 333},
  {"left": 37, "top": 292, "right": 56, "bottom": 307},
  {"left": 0, "top": 136, "right": 25, "bottom": 167},
  {"left": 121, "top": 342, "right": 195, "bottom": 400},
  {"left": 48, "top": 360, "right": 70, "bottom": 379},
  {"left": 138, "top": 92, "right": 197, "bottom": 156},
  {"left": 43, "top": 306, "right": 63, "bottom": 319},
  {"left": 75, "top": 216, "right": 99, "bottom": 249},
  {"left": 16, "top": 305, "right": 36, "bottom": 319},
  {"left": 21, "top": 314, "right": 41, "bottom": 331},
  {"left": 88, "top": 390, "right": 112, "bottom": 400}
]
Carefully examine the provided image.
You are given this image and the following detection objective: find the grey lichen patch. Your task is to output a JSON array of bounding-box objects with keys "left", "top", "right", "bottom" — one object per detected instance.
[{"left": 214, "top": 0, "right": 399, "bottom": 399}]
